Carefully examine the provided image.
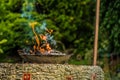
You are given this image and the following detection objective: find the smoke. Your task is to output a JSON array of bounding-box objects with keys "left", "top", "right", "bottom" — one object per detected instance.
[
  {"left": 21, "top": 0, "right": 56, "bottom": 52},
  {"left": 21, "top": 0, "right": 34, "bottom": 20},
  {"left": 35, "top": 20, "right": 56, "bottom": 47}
]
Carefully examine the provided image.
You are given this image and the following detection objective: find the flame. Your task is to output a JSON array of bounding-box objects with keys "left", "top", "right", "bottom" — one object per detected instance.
[
  {"left": 33, "top": 45, "right": 37, "bottom": 53},
  {"left": 46, "top": 43, "right": 51, "bottom": 52},
  {"left": 40, "top": 34, "right": 47, "bottom": 41},
  {"left": 39, "top": 47, "right": 45, "bottom": 53},
  {"left": 29, "top": 22, "right": 53, "bottom": 54},
  {"left": 30, "top": 22, "right": 40, "bottom": 48},
  {"left": 46, "top": 28, "right": 53, "bottom": 34}
]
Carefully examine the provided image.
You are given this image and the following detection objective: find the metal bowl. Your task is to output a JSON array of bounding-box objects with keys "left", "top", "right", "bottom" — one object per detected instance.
[{"left": 18, "top": 50, "right": 72, "bottom": 64}]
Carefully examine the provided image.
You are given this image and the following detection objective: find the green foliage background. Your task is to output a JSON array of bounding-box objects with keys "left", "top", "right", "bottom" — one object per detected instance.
[
  {"left": 0, "top": 0, "right": 95, "bottom": 63},
  {"left": 0, "top": 0, "right": 120, "bottom": 79}
]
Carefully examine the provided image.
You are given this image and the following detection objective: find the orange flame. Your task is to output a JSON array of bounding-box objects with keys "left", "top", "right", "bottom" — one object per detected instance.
[
  {"left": 33, "top": 45, "right": 37, "bottom": 53},
  {"left": 40, "top": 34, "right": 47, "bottom": 41},
  {"left": 29, "top": 22, "right": 53, "bottom": 54},
  {"left": 30, "top": 22, "right": 40, "bottom": 48},
  {"left": 46, "top": 43, "right": 51, "bottom": 53},
  {"left": 46, "top": 28, "right": 53, "bottom": 34},
  {"left": 39, "top": 47, "right": 45, "bottom": 54}
]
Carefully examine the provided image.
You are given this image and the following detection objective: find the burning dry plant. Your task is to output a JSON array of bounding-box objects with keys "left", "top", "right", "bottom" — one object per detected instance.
[{"left": 29, "top": 21, "right": 54, "bottom": 54}]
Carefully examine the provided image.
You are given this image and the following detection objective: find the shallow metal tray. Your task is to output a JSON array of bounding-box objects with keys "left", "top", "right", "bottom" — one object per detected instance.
[{"left": 18, "top": 50, "right": 72, "bottom": 64}]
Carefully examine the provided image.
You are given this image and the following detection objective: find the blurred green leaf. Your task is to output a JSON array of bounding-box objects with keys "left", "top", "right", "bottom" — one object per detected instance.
[
  {"left": 0, "top": 39, "right": 7, "bottom": 44},
  {"left": 0, "top": 49, "right": 3, "bottom": 53}
]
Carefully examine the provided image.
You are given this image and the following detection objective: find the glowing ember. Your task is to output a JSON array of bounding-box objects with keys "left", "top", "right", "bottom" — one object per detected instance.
[{"left": 29, "top": 22, "right": 53, "bottom": 54}]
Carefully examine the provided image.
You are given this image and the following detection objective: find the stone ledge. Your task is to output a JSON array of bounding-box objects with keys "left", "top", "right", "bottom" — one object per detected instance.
[{"left": 0, "top": 63, "right": 104, "bottom": 80}]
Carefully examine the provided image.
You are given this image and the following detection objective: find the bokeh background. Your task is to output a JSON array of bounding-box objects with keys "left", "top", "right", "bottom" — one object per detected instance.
[{"left": 0, "top": 0, "right": 120, "bottom": 79}]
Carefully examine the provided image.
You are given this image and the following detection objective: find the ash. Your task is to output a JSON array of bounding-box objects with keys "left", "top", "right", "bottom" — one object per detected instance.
[
  {"left": 21, "top": 49, "right": 66, "bottom": 55},
  {"left": 37, "top": 49, "right": 66, "bottom": 56}
]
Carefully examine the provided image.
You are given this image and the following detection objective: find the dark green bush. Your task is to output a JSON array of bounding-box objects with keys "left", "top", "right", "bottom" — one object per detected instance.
[{"left": 0, "top": 0, "right": 96, "bottom": 64}]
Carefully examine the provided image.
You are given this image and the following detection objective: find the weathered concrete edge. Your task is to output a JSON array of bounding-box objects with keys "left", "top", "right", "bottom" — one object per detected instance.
[{"left": 0, "top": 63, "right": 104, "bottom": 80}]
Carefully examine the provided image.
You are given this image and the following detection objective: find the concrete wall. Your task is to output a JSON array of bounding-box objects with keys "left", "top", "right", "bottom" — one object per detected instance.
[{"left": 0, "top": 63, "right": 104, "bottom": 80}]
